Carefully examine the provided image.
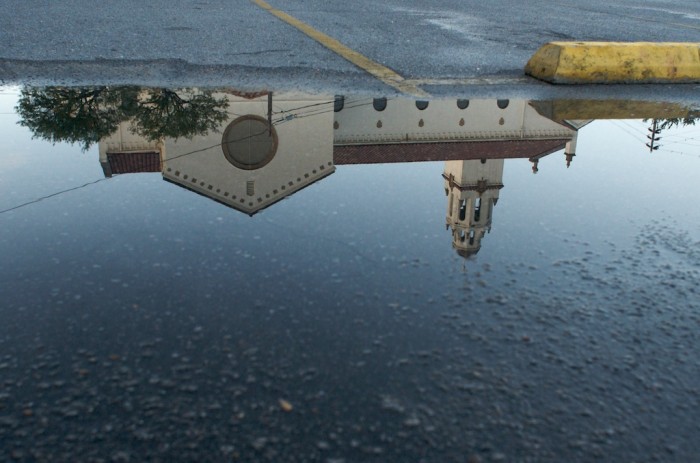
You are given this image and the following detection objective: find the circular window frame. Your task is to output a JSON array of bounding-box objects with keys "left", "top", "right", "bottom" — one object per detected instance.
[{"left": 221, "top": 115, "right": 278, "bottom": 170}]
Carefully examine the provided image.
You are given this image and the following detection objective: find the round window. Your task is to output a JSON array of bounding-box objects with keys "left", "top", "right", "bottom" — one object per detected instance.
[{"left": 221, "top": 116, "right": 278, "bottom": 170}]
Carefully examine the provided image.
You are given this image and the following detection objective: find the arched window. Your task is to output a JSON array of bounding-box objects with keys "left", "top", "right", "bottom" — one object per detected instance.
[
  {"left": 415, "top": 100, "right": 429, "bottom": 110},
  {"left": 497, "top": 99, "right": 509, "bottom": 109},
  {"left": 373, "top": 97, "right": 387, "bottom": 111},
  {"left": 459, "top": 199, "right": 467, "bottom": 221}
]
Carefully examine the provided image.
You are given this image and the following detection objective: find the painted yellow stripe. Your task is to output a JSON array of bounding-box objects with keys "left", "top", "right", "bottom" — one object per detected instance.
[{"left": 251, "top": 0, "right": 428, "bottom": 97}]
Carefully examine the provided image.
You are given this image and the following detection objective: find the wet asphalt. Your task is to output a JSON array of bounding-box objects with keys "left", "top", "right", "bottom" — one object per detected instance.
[
  {"left": 1, "top": 124, "right": 699, "bottom": 461},
  {"left": 1, "top": 0, "right": 700, "bottom": 99}
]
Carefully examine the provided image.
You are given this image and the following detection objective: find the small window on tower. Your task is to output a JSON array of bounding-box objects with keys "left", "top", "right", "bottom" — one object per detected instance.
[{"left": 334, "top": 95, "right": 345, "bottom": 112}]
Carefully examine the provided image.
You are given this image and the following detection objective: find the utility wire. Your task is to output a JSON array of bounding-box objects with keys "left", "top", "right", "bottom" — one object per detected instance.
[
  {"left": 611, "top": 121, "right": 646, "bottom": 144},
  {"left": 658, "top": 148, "right": 700, "bottom": 159},
  {"left": 0, "top": 120, "right": 283, "bottom": 215},
  {"left": 164, "top": 97, "right": 383, "bottom": 164},
  {"left": 659, "top": 139, "right": 700, "bottom": 149},
  {"left": 0, "top": 178, "right": 110, "bottom": 215},
  {"left": 0, "top": 95, "right": 394, "bottom": 214}
]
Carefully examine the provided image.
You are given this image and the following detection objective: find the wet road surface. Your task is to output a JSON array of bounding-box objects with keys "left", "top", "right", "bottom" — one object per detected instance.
[
  {"left": 1, "top": 88, "right": 699, "bottom": 462},
  {"left": 1, "top": 1, "right": 700, "bottom": 98}
]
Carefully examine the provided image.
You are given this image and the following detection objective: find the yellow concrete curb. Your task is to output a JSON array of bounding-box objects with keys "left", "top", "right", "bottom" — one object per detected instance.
[
  {"left": 530, "top": 100, "right": 696, "bottom": 122},
  {"left": 525, "top": 42, "right": 700, "bottom": 84}
]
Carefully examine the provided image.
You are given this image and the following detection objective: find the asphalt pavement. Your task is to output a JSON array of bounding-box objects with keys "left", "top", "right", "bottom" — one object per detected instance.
[{"left": 1, "top": 1, "right": 699, "bottom": 100}]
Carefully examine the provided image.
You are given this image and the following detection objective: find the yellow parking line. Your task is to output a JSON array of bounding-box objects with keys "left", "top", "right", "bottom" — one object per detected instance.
[{"left": 251, "top": 0, "right": 429, "bottom": 97}]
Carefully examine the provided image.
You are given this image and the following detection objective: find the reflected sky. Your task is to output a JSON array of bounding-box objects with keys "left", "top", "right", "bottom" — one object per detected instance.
[{"left": 0, "top": 87, "right": 699, "bottom": 462}]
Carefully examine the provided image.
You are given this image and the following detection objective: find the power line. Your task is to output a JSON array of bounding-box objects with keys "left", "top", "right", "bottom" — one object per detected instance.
[
  {"left": 620, "top": 120, "right": 646, "bottom": 135},
  {"left": 659, "top": 139, "right": 700, "bottom": 149},
  {"left": 660, "top": 128, "right": 700, "bottom": 138},
  {"left": 611, "top": 121, "right": 646, "bottom": 144},
  {"left": 0, "top": 122, "right": 277, "bottom": 215},
  {"left": 0, "top": 95, "right": 392, "bottom": 213},
  {"left": 0, "top": 178, "right": 110, "bottom": 215},
  {"left": 657, "top": 148, "right": 700, "bottom": 159},
  {"left": 108, "top": 96, "right": 372, "bottom": 166}
]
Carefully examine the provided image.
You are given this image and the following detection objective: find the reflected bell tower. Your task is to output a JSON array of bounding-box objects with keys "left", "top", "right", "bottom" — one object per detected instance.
[{"left": 444, "top": 159, "right": 504, "bottom": 258}]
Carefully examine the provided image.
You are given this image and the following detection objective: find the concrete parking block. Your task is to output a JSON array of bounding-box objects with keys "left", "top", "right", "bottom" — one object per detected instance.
[{"left": 525, "top": 42, "right": 700, "bottom": 84}]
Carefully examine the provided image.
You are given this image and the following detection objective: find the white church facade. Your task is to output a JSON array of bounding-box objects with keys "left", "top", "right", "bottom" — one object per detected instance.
[{"left": 98, "top": 92, "right": 587, "bottom": 255}]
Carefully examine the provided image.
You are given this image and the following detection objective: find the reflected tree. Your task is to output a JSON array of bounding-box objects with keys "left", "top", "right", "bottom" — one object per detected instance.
[
  {"left": 16, "top": 87, "right": 138, "bottom": 150},
  {"left": 132, "top": 89, "right": 229, "bottom": 141},
  {"left": 652, "top": 115, "right": 698, "bottom": 131},
  {"left": 16, "top": 86, "right": 229, "bottom": 150}
]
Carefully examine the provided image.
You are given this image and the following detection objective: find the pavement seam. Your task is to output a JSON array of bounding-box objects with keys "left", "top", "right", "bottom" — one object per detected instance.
[{"left": 250, "top": 0, "right": 429, "bottom": 97}]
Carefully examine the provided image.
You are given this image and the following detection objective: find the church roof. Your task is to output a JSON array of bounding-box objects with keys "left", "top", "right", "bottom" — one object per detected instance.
[
  {"left": 333, "top": 139, "right": 570, "bottom": 165},
  {"left": 162, "top": 167, "right": 335, "bottom": 217},
  {"left": 105, "top": 151, "right": 162, "bottom": 174}
]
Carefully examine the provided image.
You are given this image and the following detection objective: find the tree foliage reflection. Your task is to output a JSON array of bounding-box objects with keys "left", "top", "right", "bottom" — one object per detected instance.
[{"left": 16, "top": 87, "right": 230, "bottom": 150}]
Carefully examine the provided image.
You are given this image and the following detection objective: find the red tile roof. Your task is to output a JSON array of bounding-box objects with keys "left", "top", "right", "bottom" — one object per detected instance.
[
  {"left": 333, "top": 139, "right": 569, "bottom": 165},
  {"left": 106, "top": 152, "right": 162, "bottom": 174}
]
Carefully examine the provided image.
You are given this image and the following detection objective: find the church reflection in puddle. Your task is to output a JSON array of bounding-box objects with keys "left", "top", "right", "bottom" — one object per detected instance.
[
  {"left": 91, "top": 90, "right": 588, "bottom": 257},
  {"left": 6, "top": 87, "right": 700, "bottom": 463},
  {"left": 15, "top": 87, "right": 698, "bottom": 257}
]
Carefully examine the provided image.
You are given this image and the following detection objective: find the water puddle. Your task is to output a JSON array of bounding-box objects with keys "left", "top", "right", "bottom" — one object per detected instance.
[{"left": 1, "top": 86, "right": 699, "bottom": 462}]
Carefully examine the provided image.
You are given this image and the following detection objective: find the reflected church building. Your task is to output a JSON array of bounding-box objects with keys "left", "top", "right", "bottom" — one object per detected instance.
[
  {"left": 98, "top": 92, "right": 587, "bottom": 256},
  {"left": 333, "top": 98, "right": 587, "bottom": 257},
  {"left": 100, "top": 91, "right": 335, "bottom": 215}
]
